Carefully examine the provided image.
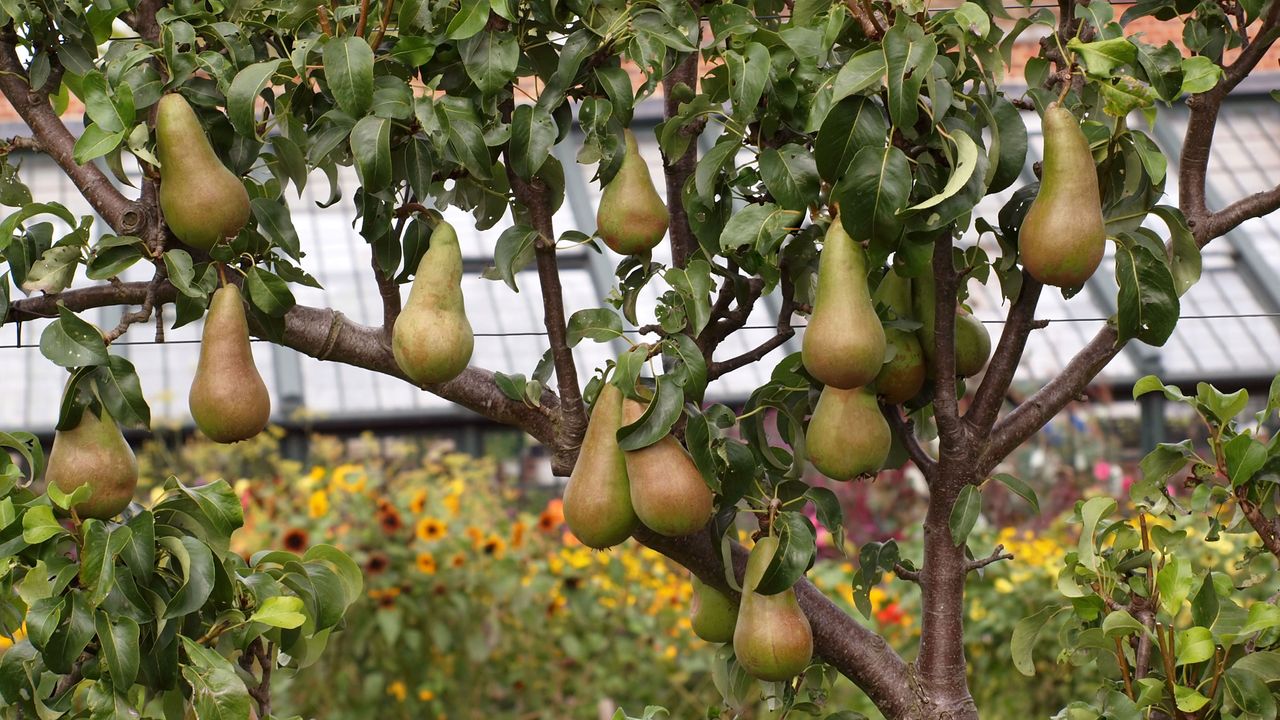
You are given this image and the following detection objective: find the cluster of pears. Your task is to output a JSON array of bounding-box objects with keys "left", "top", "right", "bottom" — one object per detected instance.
[
  {"left": 45, "top": 402, "right": 139, "bottom": 520},
  {"left": 1019, "top": 103, "right": 1106, "bottom": 288},
  {"left": 689, "top": 536, "right": 814, "bottom": 681},
  {"left": 189, "top": 282, "right": 271, "bottom": 443},
  {"left": 562, "top": 382, "right": 713, "bottom": 548},
  {"left": 392, "top": 220, "right": 474, "bottom": 385},
  {"left": 801, "top": 219, "right": 893, "bottom": 481},
  {"left": 596, "top": 129, "right": 670, "bottom": 255},
  {"left": 801, "top": 218, "right": 994, "bottom": 480},
  {"left": 156, "top": 94, "right": 250, "bottom": 251}
]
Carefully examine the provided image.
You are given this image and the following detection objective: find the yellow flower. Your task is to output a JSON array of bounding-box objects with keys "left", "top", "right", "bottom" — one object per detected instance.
[
  {"left": 333, "top": 464, "right": 367, "bottom": 492},
  {"left": 308, "top": 490, "right": 330, "bottom": 519},
  {"left": 994, "top": 578, "right": 1015, "bottom": 594},
  {"left": 409, "top": 489, "right": 428, "bottom": 514},
  {"left": 418, "top": 689, "right": 436, "bottom": 702},
  {"left": 387, "top": 681, "right": 407, "bottom": 702},
  {"left": 443, "top": 494, "right": 461, "bottom": 516},
  {"left": 466, "top": 527, "right": 484, "bottom": 546},
  {"left": 416, "top": 552, "right": 437, "bottom": 575},
  {"left": 481, "top": 536, "right": 506, "bottom": 559},
  {"left": 416, "top": 517, "right": 447, "bottom": 542}
]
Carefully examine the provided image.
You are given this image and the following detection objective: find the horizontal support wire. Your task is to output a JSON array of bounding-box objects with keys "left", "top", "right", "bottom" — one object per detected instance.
[{"left": 2, "top": 312, "right": 1280, "bottom": 349}]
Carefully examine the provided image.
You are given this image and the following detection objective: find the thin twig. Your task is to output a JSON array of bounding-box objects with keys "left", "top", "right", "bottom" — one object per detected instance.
[
  {"left": 881, "top": 405, "right": 937, "bottom": 480},
  {"left": 965, "top": 544, "right": 1013, "bottom": 572},
  {"left": 893, "top": 563, "right": 921, "bottom": 583}
]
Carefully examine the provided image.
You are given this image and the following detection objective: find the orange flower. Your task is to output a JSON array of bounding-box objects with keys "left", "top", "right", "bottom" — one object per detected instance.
[
  {"left": 510, "top": 521, "right": 527, "bottom": 548},
  {"left": 443, "top": 494, "right": 461, "bottom": 516},
  {"left": 449, "top": 553, "right": 466, "bottom": 569},
  {"left": 379, "top": 508, "right": 404, "bottom": 535},
  {"left": 409, "top": 489, "right": 429, "bottom": 514},
  {"left": 364, "top": 551, "right": 390, "bottom": 576},
  {"left": 282, "top": 528, "right": 309, "bottom": 553},
  {"left": 481, "top": 536, "right": 507, "bottom": 559},
  {"left": 416, "top": 552, "right": 437, "bottom": 575},
  {"left": 466, "top": 527, "right": 484, "bottom": 546},
  {"left": 876, "top": 602, "right": 908, "bottom": 626},
  {"left": 538, "top": 499, "right": 564, "bottom": 532}
]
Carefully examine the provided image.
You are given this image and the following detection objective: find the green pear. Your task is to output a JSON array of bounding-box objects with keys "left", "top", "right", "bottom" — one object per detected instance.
[
  {"left": 596, "top": 129, "right": 670, "bottom": 255},
  {"left": 392, "top": 220, "right": 475, "bottom": 385},
  {"left": 622, "top": 398, "right": 714, "bottom": 537},
  {"left": 806, "top": 385, "right": 891, "bottom": 480},
  {"left": 189, "top": 284, "right": 271, "bottom": 443},
  {"left": 802, "top": 218, "right": 886, "bottom": 390},
  {"left": 1019, "top": 103, "right": 1105, "bottom": 288},
  {"left": 912, "top": 270, "right": 938, "bottom": 371},
  {"left": 46, "top": 405, "right": 138, "bottom": 519},
  {"left": 156, "top": 94, "right": 251, "bottom": 251},
  {"left": 954, "top": 308, "right": 992, "bottom": 378},
  {"left": 733, "top": 535, "right": 813, "bottom": 681},
  {"left": 691, "top": 575, "right": 738, "bottom": 644},
  {"left": 873, "top": 269, "right": 926, "bottom": 404},
  {"left": 563, "top": 384, "right": 638, "bottom": 549}
]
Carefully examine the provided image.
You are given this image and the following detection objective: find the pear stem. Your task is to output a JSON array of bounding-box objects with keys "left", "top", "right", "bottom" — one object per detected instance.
[{"left": 216, "top": 262, "right": 228, "bottom": 287}]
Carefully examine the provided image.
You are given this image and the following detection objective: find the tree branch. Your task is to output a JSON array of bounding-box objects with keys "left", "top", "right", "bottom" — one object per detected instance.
[
  {"left": 0, "top": 37, "right": 142, "bottom": 235},
  {"left": 634, "top": 527, "right": 923, "bottom": 720},
  {"left": 7, "top": 282, "right": 562, "bottom": 450},
  {"left": 707, "top": 270, "right": 794, "bottom": 380},
  {"left": 965, "top": 544, "right": 1014, "bottom": 572},
  {"left": 966, "top": 275, "right": 1043, "bottom": 432},
  {"left": 882, "top": 404, "right": 937, "bottom": 480},
  {"left": 370, "top": 216, "right": 404, "bottom": 342},
  {"left": 931, "top": 233, "right": 963, "bottom": 445},
  {"left": 660, "top": 49, "right": 701, "bottom": 269}
]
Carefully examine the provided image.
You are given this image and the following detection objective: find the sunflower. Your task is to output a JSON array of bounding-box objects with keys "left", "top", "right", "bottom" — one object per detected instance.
[
  {"left": 379, "top": 508, "right": 404, "bottom": 535},
  {"left": 481, "top": 536, "right": 507, "bottom": 559},
  {"left": 364, "top": 551, "right": 390, "bottom": 576},
  {"left": 449, "top": 553, "right": 466, "bottom": 569},
  {"left": 282, "top": 528, "right": 309, "bottom": 553},
  {"left": 333, "top": 464, "right": 368, "bottom": 492},
  {"left": 443, "top": 493, "right": 461, "bottom": 516},
  {"left": 416, "top": 517, "right": 446, "bottom": 542},
  {"left": 538, "top": 499, "right": 564, "bottom": 532},
  {"left": 308, "top": 490, "right": 330, "bottom": 519},
  {"left": 416, "top": 552, "right": 437, "bottom": 574},
  {"left": 409, "top": 489, "right": 429, "bottom": 514}
]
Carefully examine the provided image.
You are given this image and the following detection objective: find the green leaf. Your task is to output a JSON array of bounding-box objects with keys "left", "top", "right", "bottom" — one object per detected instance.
[
  {"left": 21, "top": 244, "right": 81, "bottom": 294},
  {"left": 616, "top": 374, "right": 685, "bottom": 452},
  {"left": 982, "top": 96, "right": 1028, "bottom": 194},
  {"left": 22, "top": 505, "right": 66, "bottom": 544},
  {"left": 754, "top": 512, "right": 817, "bottom": 596},
  {"left": 1224, "top": 433, "right": 1267, "bottom": 486},
  {"left": 40, "top": 305, "right": 109, "bottom": 367},
  {"left": 1158, "top": 555, "right": 1193, "bottom": 617},
  {"left": 1173, "top": 685, "right": 1209, "bottom": 712},
  {"left": 834, "top": 145, "right": 911, "bottom": 246},
  {"left": 180, "top": 637, "right": 253, "bottom": 720},
  {"left": 78, "top": 518, "right": 132, "bottom": 607},
  {"left": 227, "top": 60, "right": 283, "bottom": 137},
  {"left": 1134, "top": 41, "right": 1185, "bottom": 101},
  {"left": 1224, "top": 668, "right": 1276, "bottom": 718},
  {"left": 1174, "top": 626, "right": 1215, "bottom": 665},
  {"left": 93, "top": 354, "right": 150, "bottom": 429},
  {"left": 1180, "top": 56, "right": 1222, "bottom": 95},
  {"left": 1068, "top": 37, "right": 1138, "bottom": 77},
  {"left": 1150, "top": 206, "right": 1199, "bottom": 296},
  {"left": 719, "top": 203, "right": 803, "bottom": 256},
  {"left": 724, "top": 43, "right": 770, "bottom": 120},
  {"left": 566, "top": 309, "right": 623, "bottom": 346},
  {"left": 949, "top": 484, "right": 981, "bottom": 547},
  {"left": 1113, "top": 237, "right": 1179, "bottom": 346},
  {"left": 695, "top": 134, "right": 740, "bottom": 202},
  {"left": 163, "top": 249, "right": 203, "bottom": 298},
  {"left": 805, "top": 486, "right": 846, "bottom": 553},
  {"left": 445, "top": 0, "right": 489, "bottom": 39},
  {"left": 86, "top": 235, "right": 144, "bottom": 280},
  {"left": 908, "top": 132, "right": 979, "bottom": 211},
  {"left": 1102, "top": 610, "right": 1146, "bottom": 638},
  {"left": 814, "top": 95, "right": 885, "bottom": 183},
  {"left": 303, "top": 544, "right": 363, "bottom": 606},
  {"left": 80, "top": 71, "right": 125, "bottom": 133},
  {"left": 1078, "top": 496, "right": 1117, "bottom": 572},
  {"left": 1099, "top": 75, "right": 1157, "bottom": 117},
  {"left": 831, "top": 47, "right": 886, "bottom": 102},
  {"left": 95, "top": 612, "right": 140, "bottom": 689},
  {"left": 349, "top": 116, "right": 391, "bottom": 193},
  {"left": 509, "top": 104, "right": 557, "bottom": 180},
  {"left": 883, "top": 20, "right": 936, "bottom": 130},
  {"left": 992, "top": 473, "right": 1039, "bottom": 514},
  {"left": 251, "top": 198, "right": 301, "bottom": 260},
  {"left": 244, "top": 267, "right": 295, "bottom": 317},
  {"left": 486, "top": 224, "right": 538, "bottom": 292},
  {"left": 73, "top": 124, "right": 126, "bottom": 164},
  {"left": 760, "top": 145, "right": 820, "bottom": 212},
  {"left": 251, "top": 595, "right": 307, "bottom": 629},
  {"left": 159, "top": 535, "right": 215, "bottom": 619},
  {"left": 323, "top": 38, "right": 373, "bottom": 117},
  {"left": 460, "top": 31, "right": 518, "bottom": 96},
  {"left": 664, "top": 259, "right": 715, "bottom": 337},
  {"left": 1011, "top": 606, "right": 1059, "bottom": 676}
]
